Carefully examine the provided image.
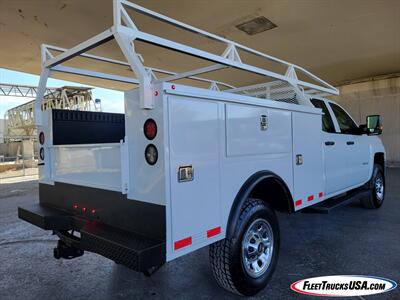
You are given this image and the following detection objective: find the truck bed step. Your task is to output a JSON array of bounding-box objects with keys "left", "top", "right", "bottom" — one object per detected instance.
[
  {"left": 18, "top": 203, "right": 73, "bottom": 230},
  {"left": 302, "top": 188, "right": 371, "bottom": 214}
]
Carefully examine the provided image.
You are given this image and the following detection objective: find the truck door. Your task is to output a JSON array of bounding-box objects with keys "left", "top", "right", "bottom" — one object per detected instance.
[
  {"left": 328, "top": 102, "right": 370, "bottom": 186},
  {"left": 311, "top": 99, "right": 348, "bottom": 195}
]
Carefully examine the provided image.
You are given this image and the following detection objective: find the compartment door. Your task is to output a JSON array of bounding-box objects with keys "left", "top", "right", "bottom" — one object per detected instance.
[
  {"left": 168, "top": 96, "right": 221, "bottom": 259},
  {"left": 292, "top": 112, "right": 324, "bottom": 210}
]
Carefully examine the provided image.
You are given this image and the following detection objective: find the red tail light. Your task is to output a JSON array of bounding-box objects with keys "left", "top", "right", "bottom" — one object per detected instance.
[
  {"left": 39, "top": 132, "right": 45, "bottom": 145},
  {"left": 144, "top": 119, "right": 157, "bottom": 140}
]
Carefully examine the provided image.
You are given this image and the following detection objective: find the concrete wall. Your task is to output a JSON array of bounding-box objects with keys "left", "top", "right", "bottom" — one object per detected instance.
[{"left": 332, "top": 75, "right": 400, "bottom": 166}]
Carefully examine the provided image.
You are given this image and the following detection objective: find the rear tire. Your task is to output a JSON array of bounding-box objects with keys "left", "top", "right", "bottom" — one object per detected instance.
[
  {"left": 209, "top": 198, "right": 279, "bottom": 296},
  {"left": 361, "top": 164, "right": 385, "bottom": 209}
]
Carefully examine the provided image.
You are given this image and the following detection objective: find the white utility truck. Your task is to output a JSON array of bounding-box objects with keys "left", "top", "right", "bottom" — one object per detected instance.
[{"left": 19, "top": 1, "right": 386, "bottom": 296}]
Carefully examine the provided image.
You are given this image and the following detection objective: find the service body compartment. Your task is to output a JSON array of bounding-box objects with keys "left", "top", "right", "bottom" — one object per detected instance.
[
  {"left": 292, "top": 111, "right": 324, "bottom": 209},
  {"left": 220, "top": 102, "right": 294, "bottom": 233},
  {"left": 226, "top": 103, "right": 292, "bottom": 157},
  {"left": 167, "top": 95, "right": 222, "bottom": 259}
]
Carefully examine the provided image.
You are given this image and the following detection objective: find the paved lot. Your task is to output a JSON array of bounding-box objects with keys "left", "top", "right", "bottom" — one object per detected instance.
[{"left": 0, "top": 170, "right": 399, "bottom": 300}]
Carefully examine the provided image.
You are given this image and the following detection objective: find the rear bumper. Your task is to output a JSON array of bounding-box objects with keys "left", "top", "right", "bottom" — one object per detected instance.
[{"left": 18, "top": 203, "right": 165, "bottom": 272}]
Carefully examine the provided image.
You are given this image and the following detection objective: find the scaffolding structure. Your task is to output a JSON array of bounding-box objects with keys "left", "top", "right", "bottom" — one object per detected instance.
[{"left": 2, "top": 84, "right": 101, "bottom": 139}]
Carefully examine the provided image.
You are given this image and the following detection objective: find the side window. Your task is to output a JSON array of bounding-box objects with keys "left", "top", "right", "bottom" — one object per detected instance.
[
  {"left": 329, "top": 103, "right": 358, "bottom": 134},
  {"left": 310, "top": 99, "right": 335, "bottom": 133}
]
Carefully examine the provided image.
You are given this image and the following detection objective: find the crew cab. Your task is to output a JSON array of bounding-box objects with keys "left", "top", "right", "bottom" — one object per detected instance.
[{"left": 18, "top": 1, "right": 385, "bottom": 296}]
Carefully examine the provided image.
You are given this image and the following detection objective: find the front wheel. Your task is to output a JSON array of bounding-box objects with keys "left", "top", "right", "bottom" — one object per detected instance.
[
  {"left": 209, "top": 198, "right": 280, "bottom": 296},
  {"left": 361, "top": 164, "right": 385, "bottom": 209}
]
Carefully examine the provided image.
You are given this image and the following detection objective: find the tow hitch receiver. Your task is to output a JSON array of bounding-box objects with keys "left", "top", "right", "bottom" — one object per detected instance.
[{"left": 53, "top": 239, "right": 84, "bottom": 260}]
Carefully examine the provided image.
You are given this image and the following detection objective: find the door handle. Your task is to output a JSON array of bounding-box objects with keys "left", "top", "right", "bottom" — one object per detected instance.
[
  {"left": 346, "top": 141, "right": 355, "bottom": 145},
  {"left": 325, "top": 141, "right": 335, "bottom": 146}
]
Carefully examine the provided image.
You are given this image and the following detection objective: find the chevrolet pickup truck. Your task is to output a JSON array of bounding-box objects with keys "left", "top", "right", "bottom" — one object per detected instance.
[{"left": 18, "top": 1, "right": 385, "bottom": 296}]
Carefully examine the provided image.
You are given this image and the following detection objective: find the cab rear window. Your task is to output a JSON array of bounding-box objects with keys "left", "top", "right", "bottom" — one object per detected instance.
[{"left": 310, "top": 99, "right": 335, "bottom": 133}]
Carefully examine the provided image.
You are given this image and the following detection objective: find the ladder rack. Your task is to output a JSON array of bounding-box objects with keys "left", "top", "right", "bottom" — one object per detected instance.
[{"left": 35, "top": 0, "right": 338, "bottom": 125}]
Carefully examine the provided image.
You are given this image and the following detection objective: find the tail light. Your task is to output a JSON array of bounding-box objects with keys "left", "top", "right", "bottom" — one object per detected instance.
[
  {"left": 145, "top": 144, "right": 158, "bottom": 165},
  {"left": 39, "top": 148, "right": 45, "bottom": 160},
  {"left": 144, "top": 118, "right": 157, "bottom": 140},
  {"left": 39, "top": 132, "right": 45, "bottom": 145}
]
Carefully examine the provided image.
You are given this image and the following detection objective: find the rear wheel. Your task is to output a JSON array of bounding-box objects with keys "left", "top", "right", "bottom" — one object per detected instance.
[
  {"left": 361, "top": 164, "right": 385, "bottom": 209},
  {"left": 209, "top": 198, "right": 279, "bottom": 296}
]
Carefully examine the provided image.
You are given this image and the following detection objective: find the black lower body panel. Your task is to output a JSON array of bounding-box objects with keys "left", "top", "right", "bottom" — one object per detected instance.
[
  {"left": 39, "top": 182, "right": 165, "bottom": 241},
  {"left": 18, "top": 201, "right": 165, "bottom": 272}
]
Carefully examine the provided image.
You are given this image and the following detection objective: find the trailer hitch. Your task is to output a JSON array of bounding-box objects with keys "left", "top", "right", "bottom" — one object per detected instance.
[
  {"left": 53, "top": 230, "right": 84, "bottom": 260},
  {"left": 53, "top": 240, "right": 84, "bottom": 259}
]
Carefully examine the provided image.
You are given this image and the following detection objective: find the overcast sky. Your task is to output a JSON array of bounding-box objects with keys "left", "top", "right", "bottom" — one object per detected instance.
[{"left": 0, "top": 68, "right": 124, "bottom": 117}]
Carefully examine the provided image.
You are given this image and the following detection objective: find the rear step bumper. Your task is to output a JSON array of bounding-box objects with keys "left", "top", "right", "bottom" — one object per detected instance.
[{"left": 18, "top": 204, "right": 165, "bottom": 272}]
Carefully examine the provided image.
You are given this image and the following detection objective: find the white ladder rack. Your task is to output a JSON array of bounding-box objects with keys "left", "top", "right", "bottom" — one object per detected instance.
[{"left": 35, "top": 0, "right": 338, "bottom": 124}]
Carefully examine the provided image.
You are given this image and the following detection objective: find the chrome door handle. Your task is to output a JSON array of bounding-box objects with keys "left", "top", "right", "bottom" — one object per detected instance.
[
  {"left": 325, "top": 141, "right": 335, "bottom": 146},
  {"left": 346, "top": 141, "right": 355, "bottom": 145}
]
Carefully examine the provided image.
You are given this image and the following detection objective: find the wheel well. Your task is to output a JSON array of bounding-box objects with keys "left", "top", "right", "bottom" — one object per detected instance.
[
  {"left": 374, "top": 152, "right": 385, "bottom": 170},
  {"left": 226, "top": 171, "right": 293, "bottom": 239},
  {"left": 249, "top": 177, "right": 293, "bottom": 213}
]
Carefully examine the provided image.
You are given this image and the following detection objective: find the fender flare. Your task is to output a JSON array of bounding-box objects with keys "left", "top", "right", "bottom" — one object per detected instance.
[{"left": 225, "top": 170, "right": 293, "bottom": 239}]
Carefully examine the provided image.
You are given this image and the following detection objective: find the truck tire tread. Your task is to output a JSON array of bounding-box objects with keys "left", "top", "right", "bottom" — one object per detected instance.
[{"left": 209, "top": 198, "right": 267, "bottom": 296}]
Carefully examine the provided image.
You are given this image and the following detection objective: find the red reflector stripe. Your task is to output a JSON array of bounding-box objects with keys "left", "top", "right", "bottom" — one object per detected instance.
[
  {"left": 295, "top": 199, "right": 302, "bottom": 206},
  {"left": 319, "top": 192, "right": 324, "bottom": 198},
  {"left": 207, "top": 226, "right": 221, "bottom": 238},
  {"left": 307, "top": 195, "right": 314, "bottom": 201},
  {"left": 174, "top": 237, "right": 192, "bottom": 250}
]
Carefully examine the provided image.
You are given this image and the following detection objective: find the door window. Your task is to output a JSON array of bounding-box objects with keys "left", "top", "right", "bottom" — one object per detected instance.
[
  {"left": 329, "top": 103, "right": 358, "bottom": 134},
  {"left": 310, "top": 99, "right": 335, "bottom": 133}
]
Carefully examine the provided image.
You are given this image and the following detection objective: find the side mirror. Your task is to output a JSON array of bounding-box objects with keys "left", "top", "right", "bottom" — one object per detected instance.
[{"left": 365, "top": 115, "right": 382, "bottom": 135}]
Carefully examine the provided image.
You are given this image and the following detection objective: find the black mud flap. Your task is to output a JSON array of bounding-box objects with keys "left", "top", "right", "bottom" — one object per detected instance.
[{"left": 18, "top": 204, "right": 165, "bottom": 273}]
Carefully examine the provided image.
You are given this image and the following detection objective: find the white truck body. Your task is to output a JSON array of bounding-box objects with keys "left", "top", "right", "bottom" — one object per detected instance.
[{"left": 38, "top": 81, "right": 385, "bottom": 261}]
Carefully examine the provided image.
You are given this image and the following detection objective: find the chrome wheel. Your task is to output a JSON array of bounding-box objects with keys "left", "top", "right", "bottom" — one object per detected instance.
[
  {"left": 375, "top": 174, "right": 384, "bottom": 202},
  {"left": 241, "top": 218, "right": 274, "bottom": 278}
]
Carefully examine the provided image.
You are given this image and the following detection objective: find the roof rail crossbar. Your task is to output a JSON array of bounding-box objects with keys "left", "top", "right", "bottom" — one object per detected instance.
[{"left": 43, "top": 44, "right": 235, "bottom": 89}]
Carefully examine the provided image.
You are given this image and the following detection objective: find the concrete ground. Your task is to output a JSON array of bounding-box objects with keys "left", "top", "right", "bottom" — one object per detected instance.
[{"left": 0, "top": 170, "right": 399, "bottom": 300}]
